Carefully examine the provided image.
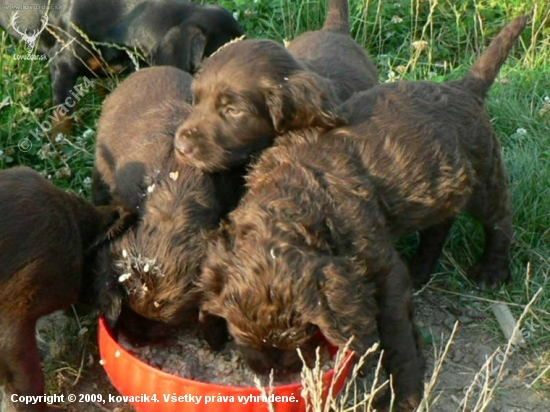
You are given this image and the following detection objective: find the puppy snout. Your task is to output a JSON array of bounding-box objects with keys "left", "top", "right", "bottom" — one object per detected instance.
[
  {"left": 175, "top": 138, "right": 196, "bottom": 156},
  {"left": 174, "top": 129, "right": 198, "bottom": 157},
  {"left": 244, "top": 347, "right": 304, "bottom": 378}
]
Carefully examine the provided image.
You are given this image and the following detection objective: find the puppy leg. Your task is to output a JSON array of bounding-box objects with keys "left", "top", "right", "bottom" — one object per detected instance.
[
  {"left": 375, "top": 255, "right": 424, "bottom": 411},
  {"left": 467, "top": 156, "right": 513, "bottom": 289},
  {"left": 48, "top": 50, "right": 80, "bottom": 138},
  {"left": 408, "top": 219, "right": 454, "bottom": 288},
  {"left": 469, "top": 210, "right": 513, "bottom": 289},
  {"left": 0, "top": 322, "right": 49, "bottom": 412}
]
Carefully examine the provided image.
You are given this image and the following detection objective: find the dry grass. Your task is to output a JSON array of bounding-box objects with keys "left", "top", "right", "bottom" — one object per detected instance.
[{"left": 282, "top": 286, "right": 546, "bottom": 412}]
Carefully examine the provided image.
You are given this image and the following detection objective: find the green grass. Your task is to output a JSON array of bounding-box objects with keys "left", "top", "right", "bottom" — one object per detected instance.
[{"left": 1, "top": 0, "right": 549, "bottom": 406}]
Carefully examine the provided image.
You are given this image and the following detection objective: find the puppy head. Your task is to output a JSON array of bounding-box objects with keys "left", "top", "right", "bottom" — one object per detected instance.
[
  {"left": 174, "top": 39, "right": 343, "bottom": 172},
  {"left": 200, "top": 219, "right": 377, "bottom": 378},
  {"left": 97, "top": 167, "right": 220, "bottom": 341},
  {"left": 197, "top": 5, "right": 245, "bottom": 58},
  {"left": 152, "top": 25, "right": 207, "bottom": 73}
]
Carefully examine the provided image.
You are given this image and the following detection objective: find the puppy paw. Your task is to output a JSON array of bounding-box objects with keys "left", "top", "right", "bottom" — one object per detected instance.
[
  {"left": 468, "top": 260, "right": 511, "bottom": 290},
  {"left": 49, "top": 111, "right": 74, "bottom": 140}
]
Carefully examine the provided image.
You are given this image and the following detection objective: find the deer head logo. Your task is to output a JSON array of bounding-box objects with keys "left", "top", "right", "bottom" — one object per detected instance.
[{"left": 10, "top": 11, "right": 49, "bottom": 51}]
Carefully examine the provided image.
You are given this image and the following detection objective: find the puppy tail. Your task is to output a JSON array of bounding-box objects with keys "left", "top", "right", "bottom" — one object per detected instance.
[
  {"left": 464, "top": 15, "right": 527, "bottom": 98},
  {"left": 323, "top": 0, "right": 350, "bottom": 34}
]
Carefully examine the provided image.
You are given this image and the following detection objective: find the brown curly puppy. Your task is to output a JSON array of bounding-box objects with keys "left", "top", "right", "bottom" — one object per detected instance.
[
  {"left": 174, "top": 0, "right": 378, "bottom": 172},
  {"left": 340, "top": 17, "right": 526, "bottom": 290},
  {"left": 200, "top": 16, "right": 526, "bottom": 411},
  {"left": 0, "top": 167, "right": 134, "bottom": 412},
  {"left": 93, "top": 66, "right": 242, "bottom": 344}
]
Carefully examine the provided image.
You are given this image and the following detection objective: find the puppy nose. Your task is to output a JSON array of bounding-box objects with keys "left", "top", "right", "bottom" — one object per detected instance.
[{"left": 175, "top": 137, "right": 196, "bottom": 156}]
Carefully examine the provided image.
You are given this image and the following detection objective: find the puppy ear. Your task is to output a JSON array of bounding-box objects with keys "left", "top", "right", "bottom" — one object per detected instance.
[
  {"left": 152, "top": 25, "right": 207, "bottom": 73},
  {"left": 298, "top": 257, "right": 378, "bottom": 350},
  {"left": 93, "top": 246, "right": 124, "bottom": 330},
  {"left": 94, "top": 205, "right": 138, "bottom": 245},
  {"left": 266, "top": 71, "right": 344, "bottom": 133},
  {"left": 102, "top": 282, "right": 123, "bottom": 331}
]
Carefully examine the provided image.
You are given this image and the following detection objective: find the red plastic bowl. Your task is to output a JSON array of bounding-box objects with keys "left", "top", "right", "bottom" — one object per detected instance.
[{"left": 98, "top": 317, "right": 354, "bottom": 412}]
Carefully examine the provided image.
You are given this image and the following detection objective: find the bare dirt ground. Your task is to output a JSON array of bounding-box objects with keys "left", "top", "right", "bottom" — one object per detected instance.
[
  {"left": 1, "top": 287, "right": 548, "bottom": 412},
  {"left": 412, "top": 288, "right": 549, "bottom": 412}
]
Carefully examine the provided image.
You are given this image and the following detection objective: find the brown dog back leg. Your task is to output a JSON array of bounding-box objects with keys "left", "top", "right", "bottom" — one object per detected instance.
[
  {"left": 374, "top": 255, "right": 425, "bottom": 411},
  {"left": 466, "top": 153, "right": 513, "bottom": 290},
  {"left": 408, "top": 218, "right": 455, "bottom": 288},
  {"left": 0, "top": 322, "right": 49, "bottom": 412}
]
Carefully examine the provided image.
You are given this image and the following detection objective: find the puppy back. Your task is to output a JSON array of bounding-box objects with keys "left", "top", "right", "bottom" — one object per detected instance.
[{"left": 95, "top": 66, "right": 193, "bottom": 208}]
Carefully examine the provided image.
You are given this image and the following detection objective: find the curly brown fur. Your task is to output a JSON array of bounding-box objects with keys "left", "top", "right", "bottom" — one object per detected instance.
[
  {"left": 173, "top": 37, "right": 346, "bottom": 172},
  {"left": 340, "top": 15, "right": 526, "bottom": 289},
  {"left": 200, "top": 16, "right": 526, "bottom": 409},
  {"left": 0, "top": 167, "right": 134, "bottom": 412},
  {"left": 95, "top": 161, "right": 224, "bottom": 344},
  {"left": 93, "top": 66, "right": 243, "bottom": 344},
  {"left": 287, "top": 0, "right": 378, "bottom": 102},
  {"left": 201, "top": 129, "right": 422, "bottom": 409}
]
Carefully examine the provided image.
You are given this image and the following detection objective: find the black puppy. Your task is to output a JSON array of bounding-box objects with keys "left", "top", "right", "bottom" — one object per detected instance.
[
  {"left": 0, "top": 166, "right": 134, "bottom": 412},
  {"left": 0, "top": 0, "right": 243, "bottom": 132}
]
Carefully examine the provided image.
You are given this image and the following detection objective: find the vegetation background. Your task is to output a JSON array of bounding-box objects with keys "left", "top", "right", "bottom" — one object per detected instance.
[{"left": 0, "top": 0, "right": 548, "bottom": 410}]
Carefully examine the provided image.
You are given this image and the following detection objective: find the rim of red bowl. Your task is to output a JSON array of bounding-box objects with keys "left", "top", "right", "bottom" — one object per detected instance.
[{"left": 98, "top": 316, "right": 354, "bottom": 392}]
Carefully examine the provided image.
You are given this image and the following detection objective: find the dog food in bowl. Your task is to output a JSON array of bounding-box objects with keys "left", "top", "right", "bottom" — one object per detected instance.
[
  {"left": 98, "top": 317, "right": 353, "bottom": 412},
  {"left": 118, "top": 329, "right": 333, "bottom": 387}
]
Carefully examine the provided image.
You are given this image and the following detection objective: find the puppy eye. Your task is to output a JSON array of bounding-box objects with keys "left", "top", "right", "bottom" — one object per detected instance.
[{"left": 223, "top": 105, "right": 243, "bottom": 117}]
